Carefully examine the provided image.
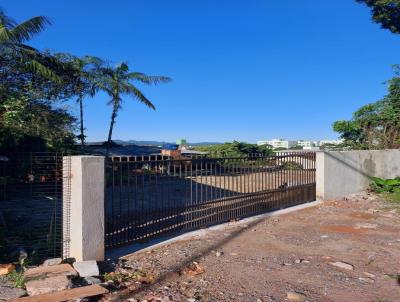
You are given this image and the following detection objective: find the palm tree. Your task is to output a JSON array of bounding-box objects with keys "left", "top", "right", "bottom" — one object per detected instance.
[
  {"left": 0, "top": 9, "right": 60, "bottom": 81},
  {"left": 96, "top": 62, "right": 171, "bottom": 156},
  {"left": 66, "top": 55, "right": 104, "bottom": 147}
]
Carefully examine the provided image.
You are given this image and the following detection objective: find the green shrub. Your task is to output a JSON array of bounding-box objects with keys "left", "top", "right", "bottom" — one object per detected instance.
[
  {"left": 370, "top": 177, "right": 400, "bottom": 193},
  {"left": 282, "top": 161, "right": 303, "bottom": 170}
]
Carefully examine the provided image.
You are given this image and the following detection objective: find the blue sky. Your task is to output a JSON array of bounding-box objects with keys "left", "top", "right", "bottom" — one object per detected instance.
[{"left": 4, "top": 0, "right": 400, "bottom": 143}]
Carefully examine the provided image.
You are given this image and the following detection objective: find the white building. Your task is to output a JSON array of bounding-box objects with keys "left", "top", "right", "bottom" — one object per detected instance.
[
  {"left": 297, "top": 140, "right": 314, "bottom": 148},
  {"left": 257, "top": 139, "right": 297, "bottom": 149},
  {"left": 317, "top": 139, "right": 343, "bottom": 146}
]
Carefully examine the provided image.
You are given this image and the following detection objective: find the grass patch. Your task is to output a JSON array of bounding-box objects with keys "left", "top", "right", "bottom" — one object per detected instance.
[
  {"left": 381, "top": 191, "right": 400, "bottom": 212},
  {"left": 369, "top": 177, "right": 400, "bottom": 212},
  {"left": 7, "top": 270, "right": 25, "bottom": 288}
]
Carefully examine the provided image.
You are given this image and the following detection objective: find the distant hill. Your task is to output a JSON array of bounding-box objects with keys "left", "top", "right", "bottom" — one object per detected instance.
[{"left": 88, "top": 140, "right": 222, "bottom": 146}]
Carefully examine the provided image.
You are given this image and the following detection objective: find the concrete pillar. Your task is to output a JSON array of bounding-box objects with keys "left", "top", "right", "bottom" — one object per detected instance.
[
  {"left": 63, "top": 156, "right": 105, "bottom": 261},
  {"left": 315, "top": 151, "right": 326, "bottom": 201}
]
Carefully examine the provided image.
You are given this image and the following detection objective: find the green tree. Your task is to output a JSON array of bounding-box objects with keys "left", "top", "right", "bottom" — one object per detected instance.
[
  {"left": 96, "top": 62, "right": 171, "bottom": 156},
  {"left": 195, "top": 141, "right": 274, "bottom": 157},
  {"left": 356, "top": 1, "right": 400, "bottom": 33},
  {"left": 289, "top": 145, "right": 303, "bottom": 150},
  {"left": 0, "top": 12, "right": 79, "bottom": 153},
  {"left": 333, "top": 67, "right": 400, "bottom": 149},
  {"left": 273, "top": 147, "right": 287, "bottom": 152},
  {"left": 0, "top": 92, "right": 76, "bottom": 152}
]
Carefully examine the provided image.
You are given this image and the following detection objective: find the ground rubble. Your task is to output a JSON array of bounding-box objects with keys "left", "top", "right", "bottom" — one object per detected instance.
[
  {"left": 0, "top": 259, "right": 109, "bottom": 301},
  {"left": 99, "top": 191, "right": 400, "bottom": 302},
  {"left": 1, "top": 191, "right": 399, "bottom": 302}
]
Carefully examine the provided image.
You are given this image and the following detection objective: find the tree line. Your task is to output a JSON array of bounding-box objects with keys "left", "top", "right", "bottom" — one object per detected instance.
[{"left": 0, "top": 9, "right": 170, "bottom": 155}]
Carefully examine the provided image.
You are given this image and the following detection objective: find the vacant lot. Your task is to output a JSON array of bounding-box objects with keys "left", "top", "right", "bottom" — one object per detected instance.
[{"left": 103, "top": 192, "right": 400, "bottom": 302}]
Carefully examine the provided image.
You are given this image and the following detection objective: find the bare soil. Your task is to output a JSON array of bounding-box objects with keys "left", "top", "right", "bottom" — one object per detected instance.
[{"left": 102, "top": 192, "right": 400, "bottom": 302}]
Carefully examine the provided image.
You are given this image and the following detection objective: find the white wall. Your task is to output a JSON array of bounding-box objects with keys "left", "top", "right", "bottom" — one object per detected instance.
[{"left": 316, "top": 150, "right": 400, "bottom": 200}]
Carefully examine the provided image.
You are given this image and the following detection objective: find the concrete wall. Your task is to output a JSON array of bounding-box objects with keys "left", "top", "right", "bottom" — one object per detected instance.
[
  {"left": 63, "top": 156, "right": 105, "bottom": 261},
  {"left": 316, "top": 150, "right": 400, "bottom": 200}
]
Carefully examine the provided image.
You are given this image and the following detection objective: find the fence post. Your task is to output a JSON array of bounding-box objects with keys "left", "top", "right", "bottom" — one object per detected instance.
[{"left": 63, "top": 156, "right": 105, "bottom": 261}]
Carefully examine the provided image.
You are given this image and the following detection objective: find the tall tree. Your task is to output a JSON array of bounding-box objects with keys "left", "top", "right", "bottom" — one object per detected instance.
[
  {"left": 356, "top": 0, "right": 400, "bottom": 33},
  {"left": 96, "top": 63, "right": 171, "bottom": 156},
  {"left": 58, "top": 54, "right": 104, "bottom": 147}
]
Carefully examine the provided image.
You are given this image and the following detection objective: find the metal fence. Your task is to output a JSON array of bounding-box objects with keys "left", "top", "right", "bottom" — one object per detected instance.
[
  {"left": 0, "top": 153, "right": 63, "bottom": 260},
  {"left": 105, "top": 152, "right": 316, "bottom": 248}
]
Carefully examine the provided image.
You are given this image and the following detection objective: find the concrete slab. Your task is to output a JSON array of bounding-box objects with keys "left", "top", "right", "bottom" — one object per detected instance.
[
  {"left": 73, "top": 260, "right": 99, "bottom": 277},
  {"left": 10, "top": 284, "right": 108, "bottom": 302}
]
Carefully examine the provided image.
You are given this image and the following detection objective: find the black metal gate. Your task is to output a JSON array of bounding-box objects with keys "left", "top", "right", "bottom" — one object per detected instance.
[
  {"left": 0, "top": 153, "right": 63, "bottom": 260},
  {"left": 105, "top": 152, "right": 316, "bottom": 248}
]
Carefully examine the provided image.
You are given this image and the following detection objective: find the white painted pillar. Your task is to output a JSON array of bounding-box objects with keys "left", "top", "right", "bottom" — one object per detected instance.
[
  {"left": 315, "top": 151, "right": 326, "bottom": 201},
  {"left": 63, "top": 156, "right": 105, "bottom": 261}
]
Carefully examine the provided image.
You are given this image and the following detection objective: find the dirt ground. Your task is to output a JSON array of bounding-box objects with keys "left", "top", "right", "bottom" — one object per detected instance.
[{"left": 102, "top": 192, "right": 400, "bottom": 302}]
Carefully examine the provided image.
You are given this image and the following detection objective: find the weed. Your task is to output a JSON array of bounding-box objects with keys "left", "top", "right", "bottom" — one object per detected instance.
[
  {"left": 103, "top": 270, "right": 155, "bottom": 284},
  {"left": 370, "top": 177, "right": 400, "bottom": 193},
  {"left": 370, "top": 177, "right": 400, "bottom": 212},
  {"left": 7, "top": 270, "right": 25, "bottom": 288}
]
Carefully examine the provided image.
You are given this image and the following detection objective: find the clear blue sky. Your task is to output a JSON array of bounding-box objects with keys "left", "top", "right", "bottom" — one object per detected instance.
[{"left": 4, "top": 0, "right": 400, "bottom": 143}]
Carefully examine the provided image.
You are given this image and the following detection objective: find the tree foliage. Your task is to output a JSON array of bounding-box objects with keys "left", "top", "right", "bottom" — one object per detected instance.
[
  {"left": 0, "top": 93, "right": 76, "bottom": 152},
  {"left": 0, "top": 52, "right": 77, "bottom": 152},
  {"left": 356, "top": 0, "right": 400, "bottom": 33},
  {"left": 195, "top": 141, "right": 274, "bottom": 157},
  {"left": 0, "top": 9, "right": 77, "bottom": 152},
  {"left": 333, "top": 67, "right": 400, "bottom": 149},
  {"left": 0, "top": 10, "right": 62, "bottom": 81},
  {"left": 0, "top": 9, "right": 171, "bottom": 154}
]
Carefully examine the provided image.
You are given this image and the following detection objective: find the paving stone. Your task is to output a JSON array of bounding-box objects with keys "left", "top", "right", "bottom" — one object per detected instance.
[
  {"left": 0, "top": 285, "right": 26, "bottom": 300},
  {"left": 25, "top": 275, "right": 71, "bottom": 296},
  {"left": 42, "top": 258, "right": 62, "bottom": 267},
  {"left": 73, "top": 261, "right": 99, "bottom": 277},
  {"left": 24, "top": 264, "right": 77, "bottom": 281}
]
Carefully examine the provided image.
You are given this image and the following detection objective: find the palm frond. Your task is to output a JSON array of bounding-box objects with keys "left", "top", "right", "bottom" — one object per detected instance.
[
  {"left": 0, "top": 26, "right": 12, "bottom": 44},
  {"left": 8, "top": 16, "right": 50, "bottom": 44},
  {"left": 126, "top": 72, "right": 172, "bottom": 85},
  {"left": 81, "top": 55, "right": 104, "bottom": 68},
  {"left": 116, "top": 62, "right": 129, "bottom": 72},
  {"left": 0, "top": 9, "right": 16, "bottom": 28},
  {"left": 24, "top": 58, "right": 61, "bottom": 83},
  {"left": 122, "top": 82, "right": 156, "bottom": 110}
]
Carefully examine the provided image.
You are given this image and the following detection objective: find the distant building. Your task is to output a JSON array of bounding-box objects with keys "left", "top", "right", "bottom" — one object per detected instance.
[
  {"left": 257, "top": 138, "right": 344, "bottom": 150},
  {"left": 297, "top": 140, "right": 315, "bottom": 149},
  {"left": 257, "top": 139, "right": 297, "bottom": 149},
  {"left": 317, "top": 139, "right": 343, "bottom": 146},
  {"left": 176, "top": 139, "right": 187, "bottom": 145}
]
